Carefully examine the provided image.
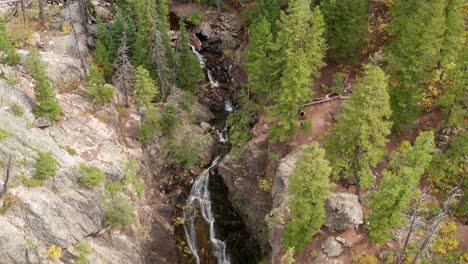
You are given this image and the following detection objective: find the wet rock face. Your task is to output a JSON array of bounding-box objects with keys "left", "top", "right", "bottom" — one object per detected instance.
[
  {"left": 218, "top": 135, "right": 271, "bottom": 247},
  {"left": 325, "top": 192, "right": 364, "bottom": 231}
]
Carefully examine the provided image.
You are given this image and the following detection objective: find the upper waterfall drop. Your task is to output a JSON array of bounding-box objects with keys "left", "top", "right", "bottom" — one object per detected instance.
[{"left": 189, "top": 45, "right": 206, "bottom": 68}]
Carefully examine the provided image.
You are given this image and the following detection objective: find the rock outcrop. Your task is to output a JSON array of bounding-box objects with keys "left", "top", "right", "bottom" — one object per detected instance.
[
  {"left": 267, "top": 147, "right": 304, "bottom": 263},
  {"left": 218, "top": 135, "right": 271, "bottom": 246},
  {"left": 325, "top": 192, "right": 364, "bottom": 231}
]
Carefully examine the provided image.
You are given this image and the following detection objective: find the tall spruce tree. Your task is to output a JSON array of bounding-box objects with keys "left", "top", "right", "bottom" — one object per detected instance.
[
  {"left": 134, "top": 66, "right": 159, "bottom": 109},
  {"left": 367, "top": 131, "right": 435, "bottom": 244},
  {"left": 26, "top": 50, "right": 62, "bottom": 120},
  {"left": 244, "top": 16, "right": 278, "bottom": 105},
  {"left": 321, "top": 0, "right": 370, "bottom": 63},
  {"left": 148, "top": 0, "right": 173, "bottom": 99},
  {"left": 324, "top": 64, "right": 392, "bottom": 195},
  {"left": 385, "top": 0, "right": 446, "bottom": 130},
  {"left": 284, "top": 142, "right": 333, "bottom": 251},
  {"left": 437, "top": 0, "right": 466, "bottom": 128},
  {"left": 95, "top": 18, "right": 113, "bottom": 81},
  {"left": 267, "top": 3, "right": 326, "bottom": 142},
  {"left": 175, "top": 20, "right": 204, "bottom": 92}
]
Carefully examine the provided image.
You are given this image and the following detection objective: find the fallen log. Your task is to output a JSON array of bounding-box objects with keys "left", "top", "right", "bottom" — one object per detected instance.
[{"left": 303, "top": 93, "right": 349, "bottom": 107}]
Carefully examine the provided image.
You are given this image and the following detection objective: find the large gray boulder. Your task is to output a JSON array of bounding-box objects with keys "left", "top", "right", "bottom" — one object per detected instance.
[{"left": 325, "top": 192, "right": 363, "bottom": 231}]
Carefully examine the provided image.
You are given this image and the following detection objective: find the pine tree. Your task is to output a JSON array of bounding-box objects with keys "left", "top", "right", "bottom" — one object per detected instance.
[
  {"left": 113, "top": 30, "right": 135, "bottom": 107},
  {"left": 385, "top": 0, "right": 446, "bottom": 130},
  {"left": 134, "top": 66, "right": 159, "bottom": 109},
  {"left": 148, "top": 0, "right": 173, "bottom": 99},
  {"left": 256, "top": 0, "right": 281, "bottom": 34},
  {"left": 437, "top": 0, "right": 466, "bottom": 128},
  {"left": 321, "top": 0, "right": 370, "bottom": 63},
  {"left": 267, "top": 2, "right": 326, "bottom": 142},
  {"left": 26, "top": 50, "right": 62, "bottom": 120},
  {"left": 324, "top": 64, "right": 392, "bottom": 195},
  {"left": 284, "top": 142, "right": 333, "bottom": 251},
  {"left": 244, "top": 16, "right": 278, "bottom": 105},
  {"left": 85, "top": 65, "right": 114, "bottom": 104},
  {"left": 95, "top": 18, "right": 113, "bottom": 81},
  {"left": 0, "top": 22, "right": 20, "bottom": 65},
  {"left": 175, "top": 19, "right": 204, "bottom": 92},
  {"left": 367, "top": 131, "right": 435, "bottom": 244}
]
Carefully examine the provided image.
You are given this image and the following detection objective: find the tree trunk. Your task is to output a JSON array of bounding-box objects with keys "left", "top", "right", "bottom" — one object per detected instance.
[
  {"left": 38, "top": 0, "right": 45, "bottom": 25},
  {"left": 20, "top": 0, "right": 27, "bottom": 25}
]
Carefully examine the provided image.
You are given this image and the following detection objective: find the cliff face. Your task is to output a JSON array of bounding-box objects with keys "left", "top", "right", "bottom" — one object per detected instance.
[{"left": 0, "top": 58, "right": 145, "bottom": 263}]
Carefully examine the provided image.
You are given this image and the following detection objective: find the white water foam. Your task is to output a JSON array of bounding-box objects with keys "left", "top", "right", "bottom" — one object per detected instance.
[
  {"left": 183, "top": 157, "right": 230, "bottom": 264},
  {"left": 189, "top": 45, "right": 206, "bottom": 68},
  {"left": 207, "top": 70, "right": 220, "bottom": 88},
  {"left": 224, "top": 100, "right": 233, "bottom": 112}
]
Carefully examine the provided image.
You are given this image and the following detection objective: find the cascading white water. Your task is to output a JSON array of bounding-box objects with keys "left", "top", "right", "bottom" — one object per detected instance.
[
  {"left": 224, "top": 100, "right": 233, "bottom": 112},
  {"left": 189, "top": 45, "right": 206, "bottom": 68},
  {"left": 207, "top": 70, "right": 220, "bottom": 87},
  {"left": 183, "top": 157, "right": 230, "bottom": 264},
  {"left": 189, "top": 45, "right": 220, "bottom": 88}
]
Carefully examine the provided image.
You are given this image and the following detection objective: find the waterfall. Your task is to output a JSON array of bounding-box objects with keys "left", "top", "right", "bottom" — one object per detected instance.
[
  {"left": 218, "top": 127, "right": 229, "bottom": 143},
  {"left": 189, "top": 45, "right": 206, "bottom": 68},
  {"left": 189, "top": 45, "right": 220, "bottom": 88},
  {"left": 183, "top": 157, "right": 230, "bottom": 264},
  {"left": 224, "top": 100, "right": 233, "bottom": 112}
]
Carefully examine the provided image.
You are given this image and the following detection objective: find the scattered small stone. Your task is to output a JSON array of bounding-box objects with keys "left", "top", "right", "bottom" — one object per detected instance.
[
  {"left": 200, "top": 122, "right": 211, "bottom": 133},
  {"left": 336, "top": 236, "right": 353, "bottom": 247},
  {"left": 33, "top": 117, "right": 52, "bottom": 128},
  {"left": 322, "top": 237, "right": 343, "bottom": 257}
]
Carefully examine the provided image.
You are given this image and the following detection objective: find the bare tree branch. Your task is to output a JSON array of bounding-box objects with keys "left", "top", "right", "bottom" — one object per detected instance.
[
  {"left": 113, "top": 29, "right": 135, "bottom": 107},
  {"left": 412, "top": 188, "right": 462, "bottom": 264},
  {"left": 397, "top": 188, "right": 428, "bottom": 264}
]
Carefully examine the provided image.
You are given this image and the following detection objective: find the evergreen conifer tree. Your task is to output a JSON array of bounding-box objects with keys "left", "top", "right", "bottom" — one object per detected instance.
[
  {"left": 284, "top": 142, "right": 333, "bottom": 251},
  {"left": 385, "top": 0, "right": 446, "bottom": 130},
  {"left": 367, "top": 131, "right": 435, "bottom": 244},
  {"left": 175, "top": 20, "right": 204, "bottom": 92},
  {"left": 26, "top": 50, "right": 62, "bottom": 120},
  {"left": 267, "top": 2, "right": 326, "bottom": 142},
  {"left": 321, "top": 0, "right": 370, "bottom": 63},
  {"left": 95, "top": 18, "right": 113, "bottom": 81},
  {"left": 134, "top": 66, "right": 159, "bottom": 108},
  {"left": 85, "top": 65, "right": 114, "bottom": 104},
  {"left": 324, "top": 64, "right": 392, "bottom": 195},
  {"left": 244, "top": 16, "right": 278, "bottom": 105},
  {"left": 0, "top": 22, "right": 20, "bottom": 65}
]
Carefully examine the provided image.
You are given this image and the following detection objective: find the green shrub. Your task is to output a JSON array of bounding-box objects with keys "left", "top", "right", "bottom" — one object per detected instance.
[
  {"left": 300, "top": 120, "right": 312, "bottom": 131},
  {"left": 0, "top": 129, "right": 9, "bottom": 140},
  {"left": 100, "top": 194, "right": 135, "bottom": 229},
  {"left": 11, "top": 103, "right": 24, "bottom": 116},
  {"left": 159, "top": 104, "right": 178, "bottom": 136},
  {"left": 187, "top": 11, "right": 204, "bottom": 25},
  {"left": 80, "top": 165, "right": 105, "bottom": 188},
  {"left": 75, "top": 242, "right": 92, "bottom": 264},
  {"left": 330, "top": 72, "right": 346, "bottom": 93},
  {"left": 85, "top": 65, "right": 114, "bottom": 104},
  {"left": 34, "top": 151, "right": 57, "bottom": 182}
]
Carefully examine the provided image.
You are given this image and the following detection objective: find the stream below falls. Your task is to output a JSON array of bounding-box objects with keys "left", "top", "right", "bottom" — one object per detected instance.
[{"left": 174, "top": 45, "right": 262, "bottom": 264}]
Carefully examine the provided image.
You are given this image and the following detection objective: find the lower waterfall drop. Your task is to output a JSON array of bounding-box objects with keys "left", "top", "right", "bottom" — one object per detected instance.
[{"left": 183, "top": 157, "right": 230, "bottom": 264}]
